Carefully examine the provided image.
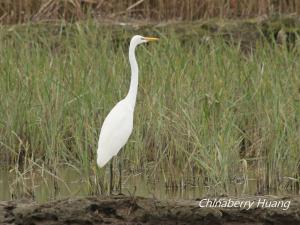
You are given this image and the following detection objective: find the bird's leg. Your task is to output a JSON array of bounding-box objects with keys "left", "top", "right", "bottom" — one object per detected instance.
[
  {"left": 118, "top": 152, "right": 122, "bottom": 194},
  {"left": 109, "top": 158, "right": 113, "bottom": 195}
]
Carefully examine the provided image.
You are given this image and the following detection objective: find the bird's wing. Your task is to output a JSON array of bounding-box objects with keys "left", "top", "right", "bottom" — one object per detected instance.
[{"left": 97, "top": 100, "right": 134, "bottom": 167}]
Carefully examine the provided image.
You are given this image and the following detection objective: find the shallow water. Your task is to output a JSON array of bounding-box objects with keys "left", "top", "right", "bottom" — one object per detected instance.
[
  {"left": 0, "top": 166, "right": 204, "bottom": 202},
  {"left": 0, "top": 166, "right": 296, "bottom": 202}
]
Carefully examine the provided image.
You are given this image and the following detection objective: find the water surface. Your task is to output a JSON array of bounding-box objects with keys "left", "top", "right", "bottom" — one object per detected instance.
[{"left": 0, "top": 166, "right": 295, "bottom": 202}]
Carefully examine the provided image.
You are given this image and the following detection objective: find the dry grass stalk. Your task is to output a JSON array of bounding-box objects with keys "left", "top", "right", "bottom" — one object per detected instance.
[{"left": 0, "top": 0, "right": 300, "bottom": 24}]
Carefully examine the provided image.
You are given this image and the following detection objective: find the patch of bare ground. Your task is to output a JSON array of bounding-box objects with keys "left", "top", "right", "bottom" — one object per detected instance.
[{"left": 0, "top": 195, "right": 299, "bottom": 225}]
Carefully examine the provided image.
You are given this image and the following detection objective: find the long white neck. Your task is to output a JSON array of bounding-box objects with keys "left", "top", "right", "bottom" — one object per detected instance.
[{"left": 126, "top": 42, "right": 139, "bottom": 108}]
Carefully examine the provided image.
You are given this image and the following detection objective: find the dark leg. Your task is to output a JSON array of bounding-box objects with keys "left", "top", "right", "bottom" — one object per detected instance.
[
  {"left": 109, "top": 158, "right": 113, "bottom": 195},
  {"left": 118, "top": 154, "right": 122, "bottom": 194}
]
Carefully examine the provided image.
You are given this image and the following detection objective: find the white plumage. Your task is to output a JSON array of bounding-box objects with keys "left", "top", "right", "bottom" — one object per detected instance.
[
  {"left": 97, "top": 35, "right": 158, "bottom": 168},
  {"left": 97, "top": 99, "right": 133, "bottom": 167}
]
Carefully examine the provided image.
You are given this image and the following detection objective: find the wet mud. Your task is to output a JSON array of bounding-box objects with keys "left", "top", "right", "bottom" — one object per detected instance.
[{"left": 0, "top": 195, "right": 299, "bottom": 225}]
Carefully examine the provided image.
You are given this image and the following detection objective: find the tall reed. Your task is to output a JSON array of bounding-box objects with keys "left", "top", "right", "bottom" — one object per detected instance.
[
  {"left": 0, "top": 21, "right": 299, "bottom": 195},
  {"left": 1, "top": 0, "right": 300, "bottom": 24}
]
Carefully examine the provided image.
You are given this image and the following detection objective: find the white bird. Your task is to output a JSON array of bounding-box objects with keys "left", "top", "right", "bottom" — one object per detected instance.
[{"left": 96, "top": 35, "right": 159, "bottom": 193}]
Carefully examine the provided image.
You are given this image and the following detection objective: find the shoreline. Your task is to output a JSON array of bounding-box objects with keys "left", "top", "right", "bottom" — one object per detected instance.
[{"left": 1, "top": 195, "right": 299, "bottom": 225}]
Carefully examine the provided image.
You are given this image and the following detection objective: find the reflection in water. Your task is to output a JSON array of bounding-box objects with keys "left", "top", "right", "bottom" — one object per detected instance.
[
  {"left": 0, "top": 166, "right": 294, "bottom": 202},
  {"left": 0, "top": 166, "right": 203, "bottom": 202}
]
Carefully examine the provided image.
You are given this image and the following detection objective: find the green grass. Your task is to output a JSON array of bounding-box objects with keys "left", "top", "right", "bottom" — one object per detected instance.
[{"left": 0, "top": 21, "right": 299, "bottom": 197}]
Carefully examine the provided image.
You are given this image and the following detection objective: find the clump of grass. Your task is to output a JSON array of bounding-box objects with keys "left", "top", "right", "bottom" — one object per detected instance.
[
  {"left": 0, "top": 21, "right": 299, "bottom": 198},
  {"left": 1, "top": 0, "right": 300, "bottom": 24}
]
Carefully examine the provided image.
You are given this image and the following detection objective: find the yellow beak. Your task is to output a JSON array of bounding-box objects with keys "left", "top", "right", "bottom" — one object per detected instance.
[{"left": 144, "top": 37, "right": 159, "bottom": 42}]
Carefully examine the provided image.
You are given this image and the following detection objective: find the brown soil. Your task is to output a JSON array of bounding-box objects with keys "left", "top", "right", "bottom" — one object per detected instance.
[{"left": 0, "top": 195, "right": 299, "bottom": 225}]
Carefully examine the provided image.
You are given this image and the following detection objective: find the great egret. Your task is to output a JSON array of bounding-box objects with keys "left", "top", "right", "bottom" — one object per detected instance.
[{"left": 97, "top": 35, "right": 159, "bottom": 194}]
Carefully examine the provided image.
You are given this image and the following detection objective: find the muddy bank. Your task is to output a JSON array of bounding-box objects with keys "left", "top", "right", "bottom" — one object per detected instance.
[{"left": 0, "top": 195, "right": 299, "bottom": 225}]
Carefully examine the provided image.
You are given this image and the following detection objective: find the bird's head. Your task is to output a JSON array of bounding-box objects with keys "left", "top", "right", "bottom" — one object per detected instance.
[{"left": 131, "top": 35, "right": 159, "bottom": 46}]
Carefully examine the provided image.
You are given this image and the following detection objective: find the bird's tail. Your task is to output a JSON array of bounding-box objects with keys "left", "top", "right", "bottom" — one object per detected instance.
[{"left": 96, "top": 148, "right": 112, "bottom": 168}]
